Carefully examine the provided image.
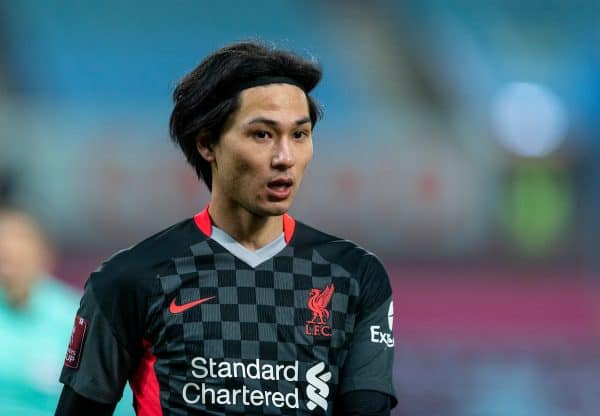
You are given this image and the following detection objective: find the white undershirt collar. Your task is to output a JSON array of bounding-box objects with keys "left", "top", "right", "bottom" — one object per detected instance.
[{"left": 211, "top": 226, "right": 287, "bottom": 268}]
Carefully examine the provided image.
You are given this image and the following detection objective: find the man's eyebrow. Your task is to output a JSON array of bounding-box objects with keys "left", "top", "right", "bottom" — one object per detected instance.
[
  {"left": 246, "top": 117, "right": 312, "bottom": 127},
  {"left": 294, "top": 117, "right": 311, "bottom": 126}
]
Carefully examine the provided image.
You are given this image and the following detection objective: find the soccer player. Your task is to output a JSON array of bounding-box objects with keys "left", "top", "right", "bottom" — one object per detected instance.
[{"left": 55, "top": 41, "right": 397, "bottom": 415}]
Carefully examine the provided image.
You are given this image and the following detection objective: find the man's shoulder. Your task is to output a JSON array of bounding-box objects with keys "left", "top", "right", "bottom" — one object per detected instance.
[
  {"left": 292, "top": 220, "right": 382, "bottom": 274},
  {"left": 91, "top": 217, "right": 204, "bottom": 285},
  {"left": 293, "top": 222, "right": 392, "bottom": 311}
]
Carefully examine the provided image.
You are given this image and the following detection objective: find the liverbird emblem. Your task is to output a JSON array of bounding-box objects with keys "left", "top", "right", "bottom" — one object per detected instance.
[{"left": 307, "top": 283, "right": 335, "bottom": 324}]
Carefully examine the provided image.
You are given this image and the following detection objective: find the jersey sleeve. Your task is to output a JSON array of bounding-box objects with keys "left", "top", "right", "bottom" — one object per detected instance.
[
  {"left": 338, "top": 255, "right": 397, "bottom": 407},
  {"left": 59, "top": 256, "right": 146, "bottom": 404}
]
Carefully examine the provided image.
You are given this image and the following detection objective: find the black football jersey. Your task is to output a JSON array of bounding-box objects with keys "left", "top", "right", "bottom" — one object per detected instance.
[{"left": 60, "top": 208, "right": 396, "bottom": 415}]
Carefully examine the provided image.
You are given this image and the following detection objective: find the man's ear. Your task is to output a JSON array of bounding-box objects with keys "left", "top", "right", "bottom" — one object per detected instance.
[{"left": 196, "top": 134, "right": 215, "bottom": 162}]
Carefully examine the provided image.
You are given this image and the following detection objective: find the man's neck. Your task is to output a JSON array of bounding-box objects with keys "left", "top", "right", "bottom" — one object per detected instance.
[{"left": 207, "top": 202, "right": 283, "bottom": 252}]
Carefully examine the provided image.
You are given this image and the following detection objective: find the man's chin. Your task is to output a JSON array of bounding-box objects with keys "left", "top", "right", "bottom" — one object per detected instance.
[{"left": 255, "top": 200, "right": 292, "bottom": 217}]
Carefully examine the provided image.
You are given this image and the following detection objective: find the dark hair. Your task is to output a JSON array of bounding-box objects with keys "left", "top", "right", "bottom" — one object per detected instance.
[{"left": 169, "top": 41, "right": 323, "bottom": 190}]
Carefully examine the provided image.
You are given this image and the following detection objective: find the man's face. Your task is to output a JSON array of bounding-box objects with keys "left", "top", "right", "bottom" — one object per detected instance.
[{"left": 204, "top": 83, "right": 313, "bottom": 217}]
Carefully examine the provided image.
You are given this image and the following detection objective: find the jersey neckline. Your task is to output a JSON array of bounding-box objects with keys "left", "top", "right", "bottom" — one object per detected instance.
[
  {"left": 193, "top": 206, "right": 296, "bottom": 268},
  {"left": 210, "top": 226, "right": 287, "bottom": 268},
  {"left": 193, "top": 206, "right": 296, "bottom": 244}
]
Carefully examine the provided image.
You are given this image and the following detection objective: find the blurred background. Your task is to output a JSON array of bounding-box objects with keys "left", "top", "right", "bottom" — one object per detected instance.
[{"left": 0, "top": 0, "right": 599, "bottom": 415}]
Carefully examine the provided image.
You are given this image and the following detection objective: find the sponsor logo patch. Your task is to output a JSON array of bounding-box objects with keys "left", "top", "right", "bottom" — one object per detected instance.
[
  {"left": 169, "top": 296, "right": 216, "bottom": 314},
  {"left": 370, "top": 301, "right": 395, "bottom": 347},
  {"left": 183, "top": 357, "right": 299, "bottom": 409},
  {"left": 64, "top": 315, "right": 88, "bottom": 369},
  {"left": 305, "top": 283, "right": 334, "bottom": 337},
  {"left": 182, "top": 357, "right": 331, "bottom": 412},
  {"left": 306, "top": 361, "right": 331, "bottom": 411}
]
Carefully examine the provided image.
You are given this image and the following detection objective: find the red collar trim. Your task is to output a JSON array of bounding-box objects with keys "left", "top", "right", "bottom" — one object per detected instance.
[
  {"left": 282, "top": 213, "right": 295, "bottom": 243},
  {"left": 193, "top": 207, "right": 212, "bottom": 237},
  {"left": 193, "top": 206, "right": 296, "bottom": 243}
]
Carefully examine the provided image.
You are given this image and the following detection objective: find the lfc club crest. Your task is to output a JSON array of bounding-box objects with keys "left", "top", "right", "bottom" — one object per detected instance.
[{"left": 305, "top": 283, "right": 334, "bottom": 337}]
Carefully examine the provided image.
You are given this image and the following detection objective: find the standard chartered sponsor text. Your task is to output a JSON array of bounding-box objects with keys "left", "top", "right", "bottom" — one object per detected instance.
[{"left": 183, "top": 356, "right": 300, "bottom": 409}]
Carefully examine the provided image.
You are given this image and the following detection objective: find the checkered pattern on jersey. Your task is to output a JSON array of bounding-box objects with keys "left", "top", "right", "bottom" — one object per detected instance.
[{"left": 147, "top": 238, "right": 360, "bottom": 415}]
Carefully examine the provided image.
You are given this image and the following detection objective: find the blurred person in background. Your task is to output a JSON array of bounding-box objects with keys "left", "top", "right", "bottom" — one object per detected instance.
[
  {"left": 0, "top": 205, "right": 134, "bottom": 416},
  {"left": 55, "top": 41, "right": 397, "bottom": 415},
  {"left": 0, "top": 206, "right": 79, "bottom": 415}
]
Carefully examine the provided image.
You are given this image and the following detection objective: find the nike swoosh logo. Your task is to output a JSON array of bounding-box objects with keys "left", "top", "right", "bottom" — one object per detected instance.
[{"left": 169, "top": 296, "right": 216, "bottom": 314}]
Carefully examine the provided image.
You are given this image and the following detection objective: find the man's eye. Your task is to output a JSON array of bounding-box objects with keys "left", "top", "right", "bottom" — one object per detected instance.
[
  {"left": 293, "top": 131, "right": 309, "bottom": 139},
  {"left": 253, "top": 130, "right": 271, "bottom": 139}
]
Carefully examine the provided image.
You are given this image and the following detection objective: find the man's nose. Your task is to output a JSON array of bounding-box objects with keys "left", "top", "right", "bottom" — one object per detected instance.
[{"left": 272, "top": 137, "right": 295, "bottom": 169}]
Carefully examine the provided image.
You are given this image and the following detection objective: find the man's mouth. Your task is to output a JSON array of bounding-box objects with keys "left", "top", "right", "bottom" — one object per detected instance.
[
  {"left": 266, "top": 178, "right": 294, "bottom": 199},
  {"left": 267, "top": 178, "right": 293, "bottom": 191}
]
